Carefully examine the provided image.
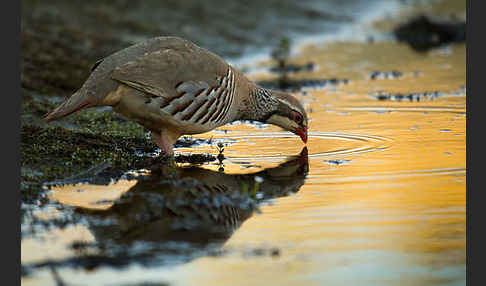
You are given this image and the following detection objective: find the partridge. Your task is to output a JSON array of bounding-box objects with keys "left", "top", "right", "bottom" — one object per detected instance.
[{"left": 44, "top": 36, "right": 308, "bottom": 156}]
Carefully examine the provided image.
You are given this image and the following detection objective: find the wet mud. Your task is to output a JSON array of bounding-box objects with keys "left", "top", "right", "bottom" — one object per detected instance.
[
  {"left": 369, "top": 90, "right": 445, "bottom": 102},
  {"left": 257, "top": 77, "right": 349, "bottom": 92}
]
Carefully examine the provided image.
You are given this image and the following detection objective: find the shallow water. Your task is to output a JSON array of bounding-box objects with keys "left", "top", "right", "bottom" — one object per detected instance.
[{"left": 21, "top": 33, "right": 466, "bottom": 285}]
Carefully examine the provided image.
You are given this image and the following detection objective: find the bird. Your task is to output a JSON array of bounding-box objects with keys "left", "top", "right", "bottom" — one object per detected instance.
[{"left": 44, "top": 36, "right": 308, "bottom": 156}]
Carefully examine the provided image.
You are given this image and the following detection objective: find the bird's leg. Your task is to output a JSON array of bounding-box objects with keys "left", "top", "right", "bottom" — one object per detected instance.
[
  {"left": 151, "top": 131, "right": 174, "bottom": 157},
  {"left": 150, "top": 131, "right": 179, "bottom": 177}
]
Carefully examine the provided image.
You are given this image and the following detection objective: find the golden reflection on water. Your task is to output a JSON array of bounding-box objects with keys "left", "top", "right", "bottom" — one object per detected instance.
[
  {"left": 162, "top": 42, "right": 466, "bottom": 285},
  {"left": 22, "top": 40, "right": 465, "bottom": 285}
]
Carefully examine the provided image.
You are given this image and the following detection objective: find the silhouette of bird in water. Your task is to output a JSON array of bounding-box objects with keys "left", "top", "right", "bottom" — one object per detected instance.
[{"left": 64, "top": 148, "right": 309, "bottom": 268}]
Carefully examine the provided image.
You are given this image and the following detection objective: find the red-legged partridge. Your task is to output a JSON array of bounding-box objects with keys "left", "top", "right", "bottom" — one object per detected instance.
[{"left": 44, "top": 36, "right": 308, "bottom": 156}]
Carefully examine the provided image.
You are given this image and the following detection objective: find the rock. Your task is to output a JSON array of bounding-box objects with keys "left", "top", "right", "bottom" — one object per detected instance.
[{"left": 393, "top": 15, "right": 465, "bottom": 52}]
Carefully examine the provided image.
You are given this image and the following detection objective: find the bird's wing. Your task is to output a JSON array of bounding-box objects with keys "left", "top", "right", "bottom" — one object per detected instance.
[
  {"left": 165, "top": 68, "right": 237, "bottom": 126},
  {"left": 110, "top": 44, "right": 226, "bottom": 97},
  {"left": 110, "top": 47, "right": 236, "bottom": 127}
]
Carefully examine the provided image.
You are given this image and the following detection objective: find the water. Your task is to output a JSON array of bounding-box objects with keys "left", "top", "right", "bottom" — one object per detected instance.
[{"left": 21, "top": 0, "right": 466, "bottom": 285}]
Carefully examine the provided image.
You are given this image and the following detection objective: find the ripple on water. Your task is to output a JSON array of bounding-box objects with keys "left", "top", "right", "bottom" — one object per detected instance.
[
  {"left": 335, "top": 105, "right": 466, "bottom": 114},
  {"left": 187, "top": 131, "right": 392, "bottom": 162}
]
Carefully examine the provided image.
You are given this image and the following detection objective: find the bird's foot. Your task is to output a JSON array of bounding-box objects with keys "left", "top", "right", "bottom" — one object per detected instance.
[
  {"left": 148, "top": 154, "right": 177, "bottom": 178},
  {"left": 158, "top": 151, "right": 174, "bottom": 161},
  {"left": 151, "top": 132, "right": 174, "bottom": 157}
]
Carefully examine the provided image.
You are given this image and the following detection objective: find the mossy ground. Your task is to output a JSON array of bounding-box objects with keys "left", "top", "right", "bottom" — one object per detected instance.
[
  {"left": 20, "top": 107, "right": 216, "bottom": 201},
  {"left": 21, "top": 121, "right": 151, "bottom": 200}
]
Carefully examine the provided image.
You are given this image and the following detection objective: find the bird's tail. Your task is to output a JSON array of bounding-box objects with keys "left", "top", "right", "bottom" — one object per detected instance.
[{"left": 43, "top": 91, "right": 93, "bottom": 123}]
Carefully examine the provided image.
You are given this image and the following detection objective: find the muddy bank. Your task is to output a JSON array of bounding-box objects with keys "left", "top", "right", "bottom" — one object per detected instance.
[{"left": 20, "top": 122, "right": 218, "bottom": 201}]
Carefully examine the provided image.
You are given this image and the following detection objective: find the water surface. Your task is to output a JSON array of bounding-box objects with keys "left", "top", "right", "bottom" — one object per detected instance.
[{"left": 21, "top": 35, "right": 465, "bottom": 285}]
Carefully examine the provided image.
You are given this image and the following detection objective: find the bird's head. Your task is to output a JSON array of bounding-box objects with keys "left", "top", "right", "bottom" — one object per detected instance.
[{"left": 265, "top": 90, "right": 308, "bottom": 143}]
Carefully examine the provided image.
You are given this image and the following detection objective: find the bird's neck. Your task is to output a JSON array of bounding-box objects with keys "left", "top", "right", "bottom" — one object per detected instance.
[{"left": 236, "top": 84, "right": 278, "bottom": 122}]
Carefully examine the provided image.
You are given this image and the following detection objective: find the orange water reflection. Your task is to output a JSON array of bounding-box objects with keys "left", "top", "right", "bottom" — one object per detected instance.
[{"left": 22, "top": 39, "right": 465, "bottom": 286}]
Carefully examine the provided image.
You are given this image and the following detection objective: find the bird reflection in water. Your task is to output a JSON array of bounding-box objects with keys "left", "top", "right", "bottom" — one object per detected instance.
[{"left": 72, "top": 147, "right": 309, "bottom": 268}]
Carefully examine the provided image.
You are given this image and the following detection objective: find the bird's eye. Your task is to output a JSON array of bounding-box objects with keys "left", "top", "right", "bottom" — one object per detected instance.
[{"left": 293, "top": 112, "right": 303, "bottom": 124}]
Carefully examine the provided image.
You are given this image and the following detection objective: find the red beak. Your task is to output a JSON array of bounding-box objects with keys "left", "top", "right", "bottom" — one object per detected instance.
[{"left": 296, "top": 127, "right": 308, "bottom": 143}]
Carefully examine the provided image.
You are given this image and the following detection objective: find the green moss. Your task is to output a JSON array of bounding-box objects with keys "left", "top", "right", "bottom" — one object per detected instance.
[
  {"left": 20, "top": 124, "right": 154, "bottom": 185},
  {"left": 72, "top": 109, "right": 147, "bottom": 138},
  {"left": 20, "top": 115, "right": 218, "bottom": 201}
]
